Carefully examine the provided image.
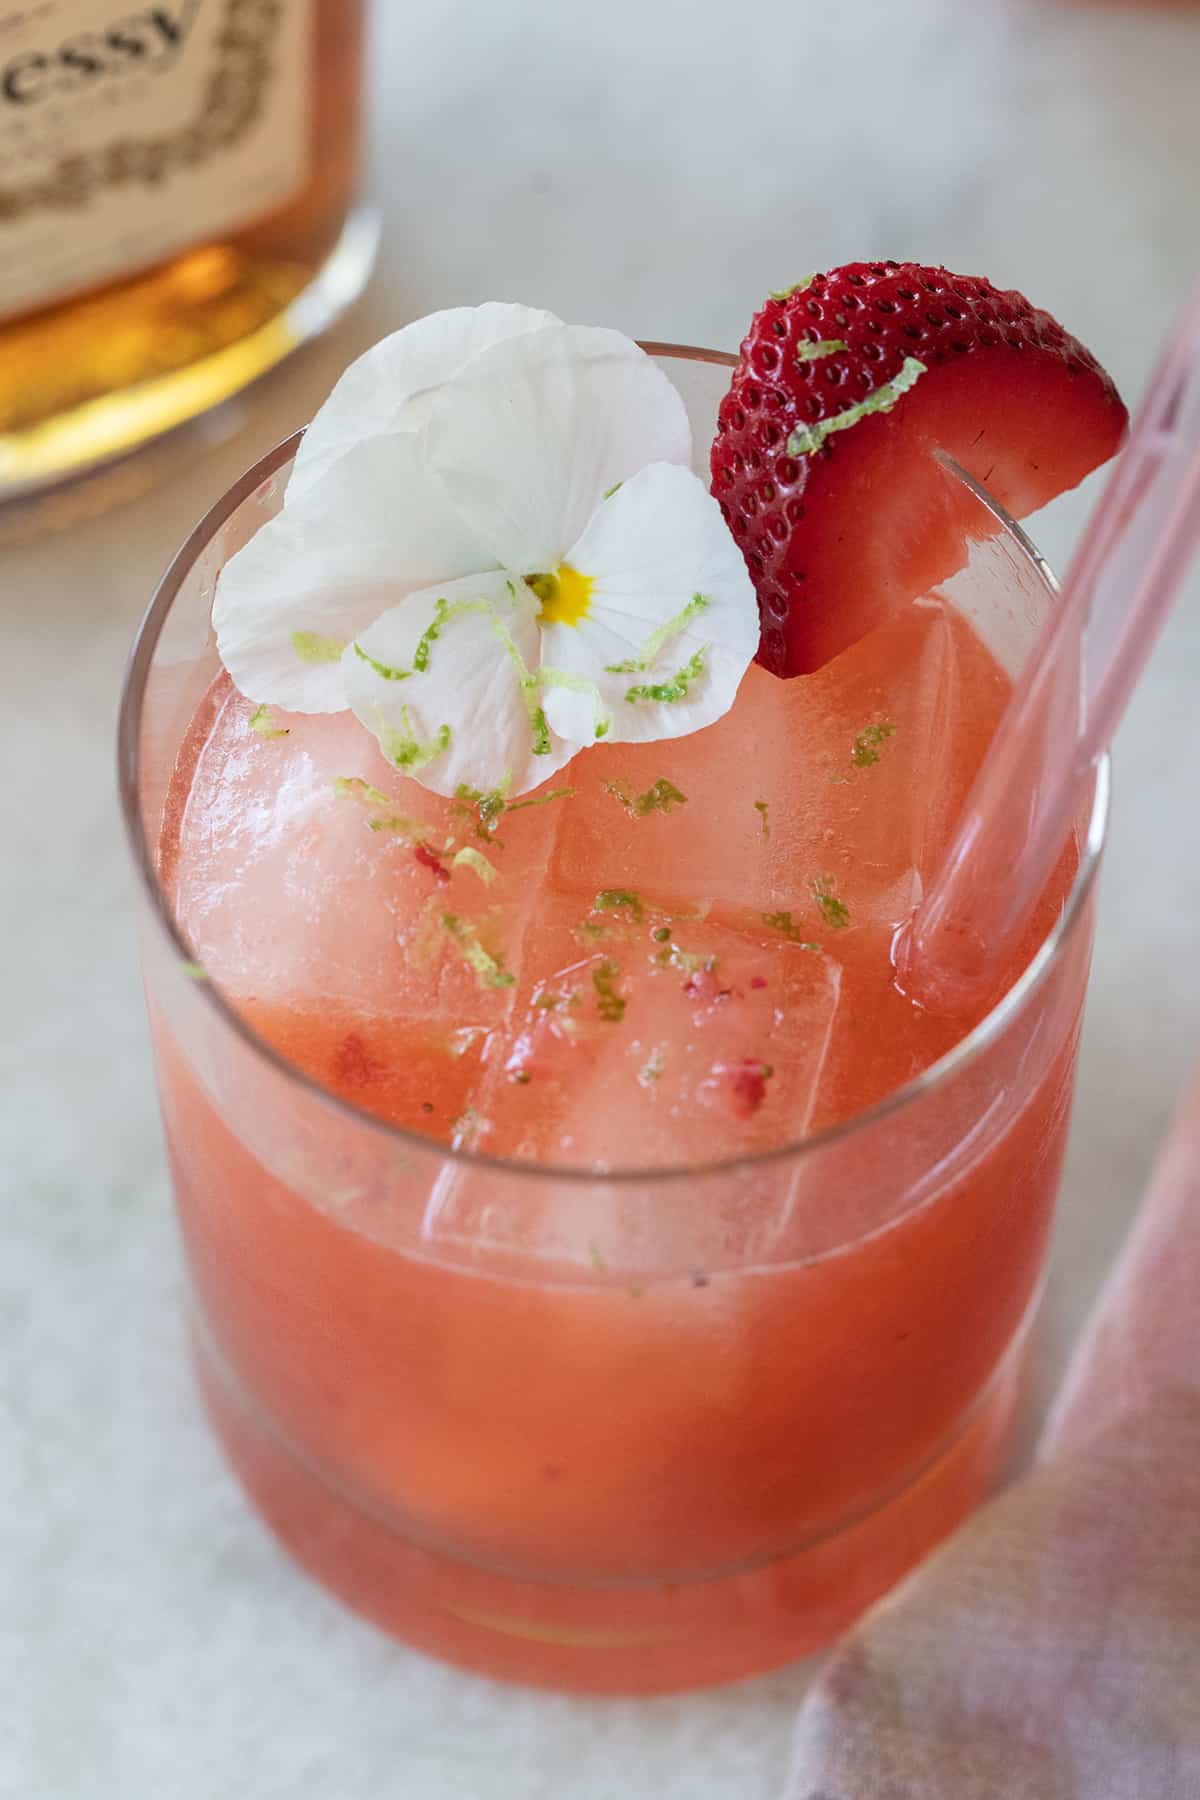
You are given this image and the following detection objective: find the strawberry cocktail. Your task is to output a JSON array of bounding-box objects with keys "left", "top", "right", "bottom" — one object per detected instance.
[{"left": 122, "top": 267, "right": 1124, "bottom": 1692}]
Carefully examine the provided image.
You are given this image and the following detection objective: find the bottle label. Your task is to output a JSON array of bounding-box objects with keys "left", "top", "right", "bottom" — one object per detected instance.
[{"left": 0, "top": 0, "right": 312, "bottom": 323}]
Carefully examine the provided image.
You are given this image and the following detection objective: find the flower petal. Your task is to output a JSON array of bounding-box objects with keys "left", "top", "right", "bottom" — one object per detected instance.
[
  {"left": 213, "top": 436, "right": 496, "bottom": 713},
  {"left": 290, "top": 303, "right": 560, "bottom": 499},
  {"left": 539, "top": 462, "right": 759, "bottom": 746},
  {"left": 424, "top": 324, "right": 692, "bottom": 572},
  {"left": 343, "top": 572, "right": 575, "bottom": 799}
]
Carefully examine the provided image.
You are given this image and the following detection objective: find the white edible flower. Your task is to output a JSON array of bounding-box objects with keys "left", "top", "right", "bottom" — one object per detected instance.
[{"left": 213, "top": 304, "right": 759, "bottom": 797}]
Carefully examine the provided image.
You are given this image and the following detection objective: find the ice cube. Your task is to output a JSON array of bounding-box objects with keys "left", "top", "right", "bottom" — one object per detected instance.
[
  {"left": 449, "top": 895, "right": 843, "bottom": 1169},
  {"left": 168, "top": 678, "right": 558, "bottom": 1026},
  {"left": 415, "top": 895, "right": 843, "bottom": 1267},
  {"left": 546, "top": 598, "right": 1009, "bottom": 940}
]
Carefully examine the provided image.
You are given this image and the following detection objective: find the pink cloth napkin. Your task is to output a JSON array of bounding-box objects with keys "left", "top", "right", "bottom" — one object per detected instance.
[{"left": 786, "top": 1071, "right": 1200, "bottom": 1800}]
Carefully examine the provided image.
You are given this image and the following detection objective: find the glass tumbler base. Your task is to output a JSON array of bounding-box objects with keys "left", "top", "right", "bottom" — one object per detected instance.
[{"left": 192, "top": 1320, "right": 1028, "bottom": 1696}]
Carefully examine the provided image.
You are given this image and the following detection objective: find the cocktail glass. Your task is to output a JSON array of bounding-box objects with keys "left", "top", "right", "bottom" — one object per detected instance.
[{"left": 119, "top": 346, "right": 1107, "bottom": 1694}]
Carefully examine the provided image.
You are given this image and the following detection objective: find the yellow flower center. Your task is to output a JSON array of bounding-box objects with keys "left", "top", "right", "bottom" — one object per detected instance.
[{"left": 527, "top": 564, "right": 593, "bottom": 628}]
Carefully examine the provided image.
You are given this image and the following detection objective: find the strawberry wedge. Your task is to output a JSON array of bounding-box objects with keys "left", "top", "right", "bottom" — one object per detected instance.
[{"left": 711, "top": 261, "right": 1127, "bottom": 677}]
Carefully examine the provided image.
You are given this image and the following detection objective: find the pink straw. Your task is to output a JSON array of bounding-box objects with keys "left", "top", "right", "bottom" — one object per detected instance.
[{"left": 899, "top": 281, "right": 1200, "bottom": 1011}]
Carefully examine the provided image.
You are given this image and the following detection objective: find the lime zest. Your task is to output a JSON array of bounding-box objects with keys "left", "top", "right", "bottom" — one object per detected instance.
[
  {"left": 181, "top": 960, "right": 208, "bottom": 982},
  {"left": 355, "top": 596, "right": 496, "bottom": 687},
  {"left": 650, "top": 924, "right": 672, "bottom": 943},
  {"left": 770, "top": 275, "right": 814, "bottom": 300},
  {"left": 795, "top": 338, "right": 847, "bottom": 363},
  {"left": 441, "top": 912, "right": 516, "bottom": 989},
  {"left": 811, "top": 876, "right": 851, "bottom": 930},
  {"left": 334, "top": 775, "right": 392, "bottom": 810},
  {"left": 851, "top": 720, "right": 897, "bottom": 768},
  {"left": 754, "top": 798, "right": 770, "bottom": 840},
  {"left": 787, "top": 356, "right": 926, "bottom": 457},
  {"left": 452, "top": 777, "right": 511, "bottom": 840},
  {"left": 379, "top": 706, "right": 452, "bottom": 771},
  {"left": 604, "top": 593, "right": 711, "bottom": 676},
  {"left": 416, "top": 595, "right": 494, "bottom": 673},
  {"left": 451, "top": 845, "right": 498, "bottom": 886},
  {"left": 487, "top": 612, "right": 552, "bottom": 756},
  {"left": 638, "top": 1045, "right": 666, "bottom": 1086},
  {"left": 605, "top": 777, "right": 687, "bottom": 818},
  {"left": 334, "top": 775, "right": 435, "bottom": 841},
  {"left": 592, "top": 958, "right": 626, "bottom": 1022},
  {"left": 624, "top": 645, "right": 707, "bottom": 705},
  {"left": 292, "top": 629, "right": 346, "bottom": 665},
  {"left": 505, "top": 785, "right": 574, "bottom": 815},
  {"left": 248, "top": 703, "right": 288, "bottom": 738},
  {"left": 762, "top": 910, "right": 821, "bottom": 951},
  {"left": 353, "top": 641, "right": 411, "bottom": 683},
  {"left": 589, "top": 1239, "right": 609, "bottom": 1273},
  {"left": 538, "top": 665, "right": 611, "bottom": 741},
  {"left": 594, "top": 888, "right": 643, "bottom": 921},
  {"left": 413, "top": 599, "right": 450, "bottom": 673}
]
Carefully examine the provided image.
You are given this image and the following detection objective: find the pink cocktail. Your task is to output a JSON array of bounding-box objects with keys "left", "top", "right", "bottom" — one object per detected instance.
[{"left": 122, "top": 344, "right": 1105, "bottom": 1692}]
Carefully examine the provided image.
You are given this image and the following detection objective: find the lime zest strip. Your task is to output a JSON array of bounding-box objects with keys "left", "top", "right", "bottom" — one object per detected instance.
[
  {"left": 487, "top": 612, "right": 552, "bottom": 756},
  {"left": 334, "top": 775, "right": 436, "bottom": 841},
  {"left": 605, "top": 777, "right": 687, "bottom": 818},
  {"left": 334, "top": 775, "right": 393, "bottom": 810},
  {"left": 451, "top": 846, "right": 498, "bottom": 886},
  {"left": 378, "top": 706, "right": 452, "bottom": 771},
  {"left": 594, "top": 888, "right": 644, "bottom": 920},
  {"left": 604, "top": 593, "right": 711, "bottom": 676},
  {"left": 592, "top": 958, "right": 626, "bottom": 1022},
  {"left": 441, "top": 912, "right": 516, "bottom": 989},
  {"left": 787, "top": 356, "right": 927, "bottom": 456},
  {"left": 762, "top": 910, "right": 820, "bottom": 951},
  {"left": 353, "top": 642, "right": 411, "bottom": 682},
  {"left": 248, "top": 703, "right": 288, "bottom": 738},
  {"left": 795, "top": 338, "right": 848, "bottom": 363},
  {"left": 538, "top": 665, "right": 611, "bottom": 741},
  {"left": 810, "top": 877, "right": 851, "bottom": 930},
  {"left": 623, "top": 645, "right": 707, "bottom": 706},
  {"left": 769, "top": 275, "right": 814, "bottom": 300},
  {"left": 851, "top": 720, "right": 897, "bottom": 767},
  {"left": 504, "top": 786, "right": 574, "bottom": 814}
]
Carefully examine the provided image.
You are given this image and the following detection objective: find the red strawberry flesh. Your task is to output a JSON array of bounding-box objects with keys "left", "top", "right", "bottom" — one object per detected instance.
[{"left": 711, "top": 261, "right": 1128, "bottom": 676}]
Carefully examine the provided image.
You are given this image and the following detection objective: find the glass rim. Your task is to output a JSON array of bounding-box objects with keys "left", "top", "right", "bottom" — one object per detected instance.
[{"left": 117, "top": 340, "right": 1110, "bottom": 1189}]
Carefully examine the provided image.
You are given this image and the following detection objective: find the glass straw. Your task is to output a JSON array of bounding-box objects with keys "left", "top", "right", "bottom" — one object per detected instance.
[{"left": 900, "top": 283, "right": 1200, "bottom": 1010}]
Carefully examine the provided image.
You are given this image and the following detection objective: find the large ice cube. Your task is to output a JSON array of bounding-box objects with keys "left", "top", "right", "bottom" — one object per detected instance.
[
  {"left": 168, "top": 678, "right": 558, "bottom": 1025},
  {"left": 449, "top": 896, "right": 843, "bottom": 1169},
  {"left": 546, "top": 598, "right": 1009, "bottom": 939}
]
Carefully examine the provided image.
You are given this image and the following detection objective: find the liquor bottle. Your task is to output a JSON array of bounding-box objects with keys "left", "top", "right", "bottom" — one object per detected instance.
[{"left": 0, "top": 0, "right": 375, "bottom": 509}]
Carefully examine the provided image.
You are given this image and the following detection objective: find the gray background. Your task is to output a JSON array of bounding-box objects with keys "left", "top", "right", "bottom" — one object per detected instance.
[{"left": 3, "top": 1, "right": 1199, "bottom": 1794}]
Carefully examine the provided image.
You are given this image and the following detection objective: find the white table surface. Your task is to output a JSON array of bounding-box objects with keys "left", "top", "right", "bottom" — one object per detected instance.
[{"left": 4, "top": 2, "right": 1199, "bottom": 1795}]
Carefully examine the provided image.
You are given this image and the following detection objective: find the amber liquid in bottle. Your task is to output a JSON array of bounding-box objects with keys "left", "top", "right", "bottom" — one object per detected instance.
[{"left": 0, "top": 0, "right": 373, "bottom": 506}]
